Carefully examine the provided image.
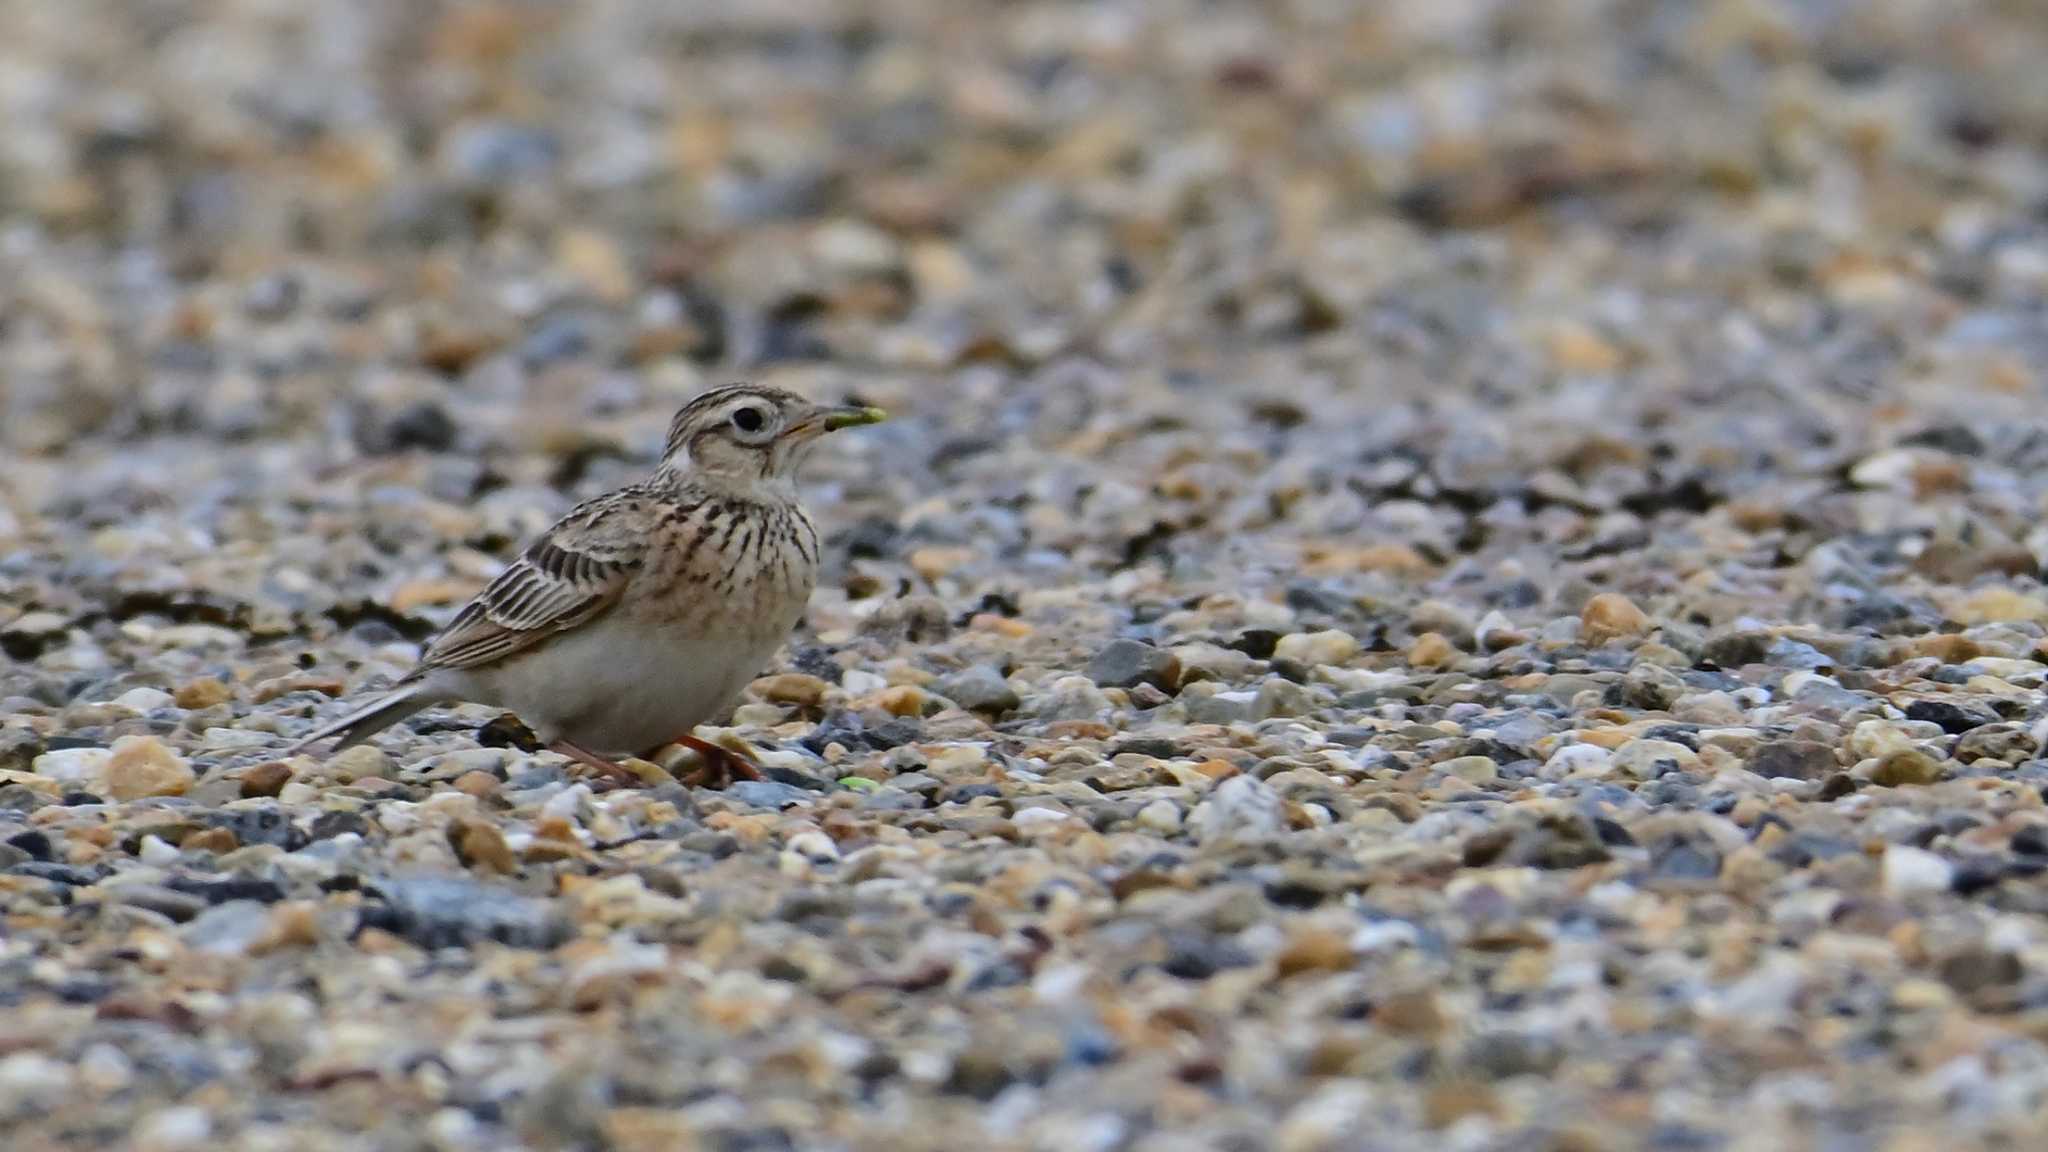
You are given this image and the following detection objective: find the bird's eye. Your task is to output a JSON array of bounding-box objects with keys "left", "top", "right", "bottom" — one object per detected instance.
[{"left": 731, "top": 406, "right": 766, "bottom": 434}]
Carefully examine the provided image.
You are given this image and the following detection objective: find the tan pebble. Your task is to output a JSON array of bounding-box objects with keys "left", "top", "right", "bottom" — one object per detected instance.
[
  {"left": 1948, "top": 587, "right": 2048, "bottom": 626},
  {"left": 1912, "top": 634, "right": 1983, "bottom": 664},
  {"left": 1274, "top": 629, "right": 1360, "bottom": 667},
  {"left": 251, "top": 675, "right": 347, "bottom": 704},
  {"left": 1575, "top": 727, "right": 1633, "bottom": 751},
  {"left": 1407, "top": 631, "right": 1461, "bottom": 669},
  {"left": 254, "top": 902, "right": 322, "bottom": 953},
  {"left": 875, "top": 685, "right": 933, "bottom": 717},
  {"left": 907, "top": 546, "right": 975, "bottom": 582},
  {"left": 173, "top": 678, "right": 233, "bottom": 710},
  {"left": 1580, "top": 593, "right": 1652, "bottom": 646},
  {"left": 1872, "top": 749, "right": 1946, "bottom": 788},
  {"left": 1436, "top": 755, "right": 1497, "bottom": 783},
  {"left": 969, "top": 613, "right": 1032, "bottom": 637},
  {"left": 448, "top": 818, "right": 518, "bottom": 874},
  {"left": 555, "top": 226, "right": 633, "bottom": 302},
  {"left": 751, "top": 673, "right": 829, "bottom": 707},
  {"left": 328, "top": 746, "right": 393, "bottom": 783},
  {"left": 521, "top": 838, "right": 582, "bottom": 864},
  {"left": 1374, "top": 989, "right": 1444, "bottom": 1038},
  {"left": 1424, "top": 1079, "right": 1501, "bottom": 1129},
  {"left": 1303, "top": 542, "right": 1434, "bottom": 577},
  {"left": 103, "top": 736, "right": 196, "bottom": 801},
  {"left": 1547, "top": 320, "right": 1625, "bottom": 375},
  {"left": 238, "top": 760, "right": 294, "bottom": 799},
  {"left": 1274, "top": 927, "right": 1354, "bottom": 977},
  {"left": 179, "top": 827, "right": 238, "bottom": 854},
  {"left": 389, "top": 578, "right": 484, "bottom": 615},
  {"left": 452, "top": 770, "right": 499, "bottom": 799}
]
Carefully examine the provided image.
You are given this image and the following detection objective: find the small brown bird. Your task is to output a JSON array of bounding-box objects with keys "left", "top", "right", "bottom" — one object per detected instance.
[{"left": 287, "top": 384, "right": 886, "bottom": 784}]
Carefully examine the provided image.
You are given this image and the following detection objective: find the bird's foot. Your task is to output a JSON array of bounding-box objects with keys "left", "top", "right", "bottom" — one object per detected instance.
[
  {"left": 547, "top": 739, "right": 643, "bottom": 786},
  {"left": 660, "top": 733, "right": 765, "bottom": 790}
]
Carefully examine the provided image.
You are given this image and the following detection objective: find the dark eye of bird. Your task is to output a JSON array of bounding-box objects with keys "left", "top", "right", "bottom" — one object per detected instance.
[{"left": 732, "top": 406, "right": 765, "bottom": 433}]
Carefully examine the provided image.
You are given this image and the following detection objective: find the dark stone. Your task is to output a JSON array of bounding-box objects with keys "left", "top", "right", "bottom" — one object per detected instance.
[
  {"left": 10, "top": 861, "right": 100, "bottom": 885},
  {"left": 2012, "top": 825, "right": 2048, "bottom": 856},
  {"left": 1952, "top": 856, "right": 2005, "bottom": 895},
  {"left": 1748, "top": 740, "right": 1839, "bottom": 780},
  {"left": 6, "top": 829, "right": 53, "bottom": 861},
  {"left": 475, "top": 713, "right": 541, "bottom": 752},
  {"left": 1768, "top": 833, "right": 1858, "bottom": 868},
  {"left": 308, "top": 811, "right": 370, "bottom": 842},
  {"left": 1940, "top": 948, "right": 2023, "bottom": 994},
  {"left": 938, "top": 666, "right": 1019, "bottom": 716},
  {"left": 0, "top": 784, "right": 47, "bottom": 813},
  {"left": 1227, "top": 629, "right": 1282, "bottom": 659},
  {"left": 0, "top": 727, "right": 44, "bottom": 771},
  {"left": 1085, "top": 639, "right": 1181, "bottom": 692},
  {"left": 363, "top": 875, "right": 571, "bottom": 950},
  {"left": 865, "top": 717, "right": 923, "bottom": 749},
  {"left": 1699, "top": 631, "right": 1772, "bottom": 669},
  {"left": 1905, "top": 699, "right": 1996, "bottom": 735},
  {"left": 762, "top": 765, "right": 830, "bottom": 792},
  {"left": 1816, "top": 773, "right": 1860, "bottom": 800},
  {"left": 165, "top": 874, "right": 286, "bottom": 905},
  {"left": 1649, "top": 838, "right": 1721, "bottom": 882},
  {"left": 790, "top": 646, "right": 843, "bottom": 684},
  {"left": 1110, "top": 736, "right": 1190, "bottom": 759},
  {"left": 940, "top": 783, "right": 1002, "bottom": 804},
  {"left": 383, "top": 401, "right": 457, "bottom": 453},
  {"left": 1592, "top": 817, "right": 1636, "bottom": 847},
  {"left": 210, "top": 804, "right": 306, "bottom": 850},
  {"left": 1159, "top": 931, "right": 1255, "bottom": 980}
]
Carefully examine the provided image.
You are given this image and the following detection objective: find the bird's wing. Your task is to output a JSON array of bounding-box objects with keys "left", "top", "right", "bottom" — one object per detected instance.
[{"left": 415, "top": 488, "right": 655, "bottom": 673}]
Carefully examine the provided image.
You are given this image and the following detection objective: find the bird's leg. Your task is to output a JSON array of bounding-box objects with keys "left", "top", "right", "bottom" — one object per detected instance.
[
  {"left": 661, "top": 733, "right": 765, "bottom": 789},
  {"left": 548, "top": 739, "right": 640, "bottom": 785}
]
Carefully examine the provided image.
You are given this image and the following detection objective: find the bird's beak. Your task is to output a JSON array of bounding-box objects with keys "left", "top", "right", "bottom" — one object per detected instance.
[
  {"left": 822, "top": 404, "right": 888, "bottom": 431},
  {"left": 786, "top": 402, "right": 887, "bottom": 442}
]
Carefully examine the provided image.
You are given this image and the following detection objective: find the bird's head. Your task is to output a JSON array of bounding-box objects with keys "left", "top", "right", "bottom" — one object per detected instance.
[{"left": 659, "top": 384, "right": 886, "bottom": 489}]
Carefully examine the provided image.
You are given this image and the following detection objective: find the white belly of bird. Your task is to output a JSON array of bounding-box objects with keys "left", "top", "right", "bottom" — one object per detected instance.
[{"left": 453, "top": 610, "right": 788, "bottom": 755}]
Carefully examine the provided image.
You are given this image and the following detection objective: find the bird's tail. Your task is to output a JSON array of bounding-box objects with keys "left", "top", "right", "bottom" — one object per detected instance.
[{"left": 285, "top": 682, "right": 434, "bottom": 757}]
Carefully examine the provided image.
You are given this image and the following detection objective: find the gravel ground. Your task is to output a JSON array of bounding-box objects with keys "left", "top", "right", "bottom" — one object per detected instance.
[{"left": 9, "top": 1, "right": 2048, "bottom": 1149}]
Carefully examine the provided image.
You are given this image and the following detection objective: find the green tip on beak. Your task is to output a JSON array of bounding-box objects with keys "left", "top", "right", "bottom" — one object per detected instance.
[{"left": 823, "top": 405, "right": 888, "bottom": 431}]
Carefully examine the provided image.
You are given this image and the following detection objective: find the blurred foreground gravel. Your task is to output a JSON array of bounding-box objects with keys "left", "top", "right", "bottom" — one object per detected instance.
[{"left": 10, "top": 2, "right": 2048, "bottom": 1149}]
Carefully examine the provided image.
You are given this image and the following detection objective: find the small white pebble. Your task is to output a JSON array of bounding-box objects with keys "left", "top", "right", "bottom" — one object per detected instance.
[
  {"left": 111, "top": 687, "right": 176, "bottom": 712},
  {"left": 137, "top": 835, "right": 182, "bottom": 866},
  {"left": 841, "top": 669, "right": 888, "bottom": 696},
  {"left": 1882, "top": 845, "right": 1954, "bottom": 897},
  {"left": 539, "top": 782, "right": 593, "bottom": 825},
  {"left": 785, "top": 829, "right": 839, "bottom": 861},
  {"left": 135, "top": 1105, "right": 211, "bottom": 1151},
  {"left": 1135, "top": 798, "right": 1182, "bottom": 833}
]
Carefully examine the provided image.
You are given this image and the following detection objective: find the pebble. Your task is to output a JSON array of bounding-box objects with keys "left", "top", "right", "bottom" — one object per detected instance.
[
  {"left": 1273, "top": 630, "right": 1360, "bottom": 668},
  {"left": 1191, "top": 774, "right": 1285, "bottom": 844},
  {"left": 939, "top": 665, "right": 1021, "bottom": 715},
  {"left": 1085, "top": 640, "right": 1182, "bottom": 692},
  {"left": 102, "top": 737, "right": 195, "bottom": 800},
  {"left": 1580, "top": 594, "right": 1653, "bottom": 646},
  {"left": 1883, "top": 846, "right": 1956, "bottom": 897}
]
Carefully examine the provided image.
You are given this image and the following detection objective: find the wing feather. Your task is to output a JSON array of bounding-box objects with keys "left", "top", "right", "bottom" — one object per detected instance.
[{"left": 416, "top": 490, "right": 654, "bottom": 673}]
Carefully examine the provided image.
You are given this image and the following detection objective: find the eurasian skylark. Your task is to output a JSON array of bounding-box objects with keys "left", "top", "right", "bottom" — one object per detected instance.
[{"left": 288, "top": 384, "right": 886, "bottom": 785}]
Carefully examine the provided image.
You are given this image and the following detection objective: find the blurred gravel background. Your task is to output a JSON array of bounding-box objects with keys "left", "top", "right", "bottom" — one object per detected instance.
[{"left": 10, "top": 1, "right": 2048, "bottom": 1149}]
